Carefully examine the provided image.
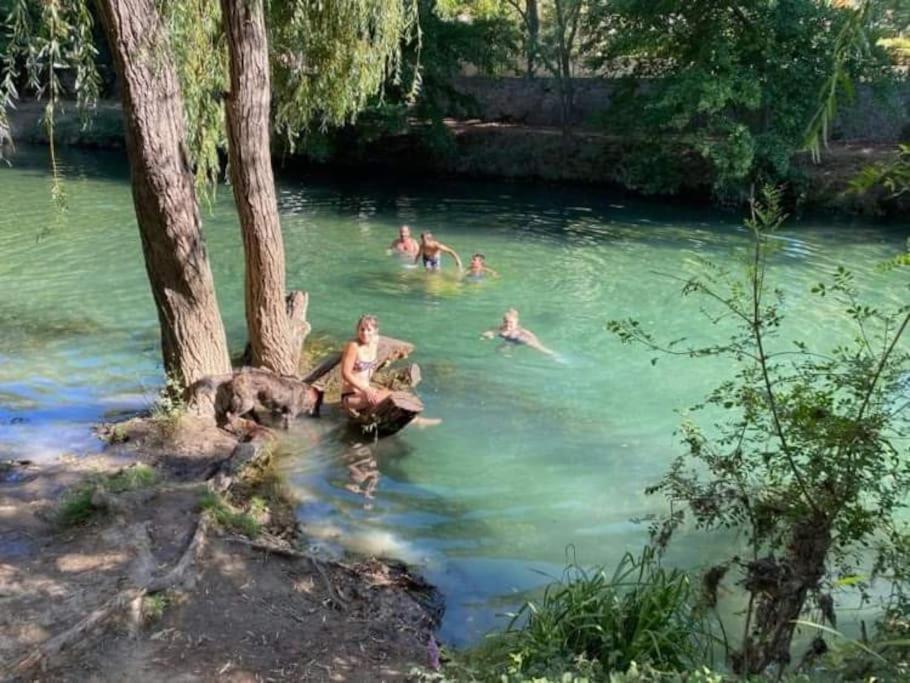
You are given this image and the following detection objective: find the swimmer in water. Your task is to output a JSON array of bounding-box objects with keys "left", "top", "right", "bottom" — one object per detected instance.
[
  {"left": 466, "top": 253, "right": 499, "bottom": 278},
  {"left": 388, "top": 225, "right": 420, "bottom": 257},
  {"left": 482, "top": 308, "right": 556, "bottom": 357},
  {"left": 414, "top": 231, "right": 463, "bottom": 272}
]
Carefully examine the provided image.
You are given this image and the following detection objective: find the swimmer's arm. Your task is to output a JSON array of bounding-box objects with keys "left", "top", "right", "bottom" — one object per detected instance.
[
  {"left": 413, "top": 244, "right": 424, "bottom": 265},
  {"left": 484, "top": 265, "right": 500, "bottom": 277},
  {"left": 481, "top": 329, "right": 497, "bottom": 340},
  {"left": 441, "top": 244, "right": 463, "bottom": 271}
]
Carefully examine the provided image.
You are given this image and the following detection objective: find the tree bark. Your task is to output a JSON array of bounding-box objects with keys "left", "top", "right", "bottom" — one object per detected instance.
[
  {"left": 94, "top": 0, "right": 232, "bottom": 386},
  {"left": 221, "top": 0, "right": 296, "bottom": 376},
  {"left": 526, "top": 0, "right": 539, "bottom": 78}
]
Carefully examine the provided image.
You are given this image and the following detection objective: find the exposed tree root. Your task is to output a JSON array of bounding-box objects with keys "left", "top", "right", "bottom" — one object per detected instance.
[
  {"left": 7, "top": 516, "right": 209, "bottom": 679},
  {"left": 225, "top": 534, "right": 349, "bottom": 610}
]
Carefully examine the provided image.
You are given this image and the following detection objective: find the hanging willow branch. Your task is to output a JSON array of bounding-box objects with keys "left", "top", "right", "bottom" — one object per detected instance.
[
  {"left": 803, "top": 0, "right": 873, "bottom": 162},
  {"left": 159, "top": 0, "right": 227, "bottom": 199},
  {"left": 269, "top": 0, "right": 419, "bottom": 150},
  {"left": 0, "top": 0, "right": 99, "bottom": 199}
]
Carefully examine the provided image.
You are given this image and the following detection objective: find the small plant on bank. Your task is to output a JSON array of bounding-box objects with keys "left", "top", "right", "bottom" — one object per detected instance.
[
  {"left": 199, "top": 491, "right": 261, "bottom": 538},
  {"left": 54, "top": 483, "right": 98, "bottom": 527},
  {"left": 608, "top": 186, "right": 910, "bottom": 676},
  {"left": 105, "top": 423, "right": 129, "bottom": 444},
  {"left": 142, "top": 593, "right": 168, "bottom": 623},
  {"left": 150, "top": 371, "right": 187, "bottom": 436},
  {"left": 53, "top": 464, "right": 159, "bottom": 528}
]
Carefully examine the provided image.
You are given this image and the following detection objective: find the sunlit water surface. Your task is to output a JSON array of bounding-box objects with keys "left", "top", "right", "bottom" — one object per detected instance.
[{"left": 0, "top": 146, "right": 906, "bottom": 643}]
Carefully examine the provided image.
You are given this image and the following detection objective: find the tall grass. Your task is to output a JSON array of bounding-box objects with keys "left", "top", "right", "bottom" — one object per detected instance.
[{"left": 477, "top": 547, "right": 712, "bottom": 679}]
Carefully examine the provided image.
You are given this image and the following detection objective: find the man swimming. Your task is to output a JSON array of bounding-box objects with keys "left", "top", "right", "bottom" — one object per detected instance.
[
  {"left": 414, "top": 231, "right": 463, "bottom": 272},
  {"left": 389, "top": 225, "right": 420, "bottom": 256}
]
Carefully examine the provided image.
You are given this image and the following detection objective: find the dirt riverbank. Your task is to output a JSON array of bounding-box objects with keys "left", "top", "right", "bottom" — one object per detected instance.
[{"left": 0, "top": 416, "right": 440, "bottom": 682}]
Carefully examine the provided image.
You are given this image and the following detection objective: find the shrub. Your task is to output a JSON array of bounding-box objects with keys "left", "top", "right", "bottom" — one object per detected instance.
[{"left": 473, "top": 547, "right": 711, "bottom": 680}]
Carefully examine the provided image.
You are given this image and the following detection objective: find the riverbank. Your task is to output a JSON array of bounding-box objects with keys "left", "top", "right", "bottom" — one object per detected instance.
[
  {"left": 0, "top": 415, "right": 440, "bottom": 681},
  {"left": 6, "top": 100, "right": 903, "bottom": 215}
]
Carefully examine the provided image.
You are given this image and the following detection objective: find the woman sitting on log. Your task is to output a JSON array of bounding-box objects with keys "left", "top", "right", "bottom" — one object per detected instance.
[{"left": 341, "top": 315, "right": 391, "bottom": 413}]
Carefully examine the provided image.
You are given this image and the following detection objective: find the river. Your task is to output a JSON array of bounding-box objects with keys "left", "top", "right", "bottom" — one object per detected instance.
[{"left": 0, "top": 145, "right": 906, "bottom": 644}]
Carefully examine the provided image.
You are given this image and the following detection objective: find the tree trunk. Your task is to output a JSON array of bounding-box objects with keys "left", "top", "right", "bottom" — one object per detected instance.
[
  {"left": 94, "top": 0, "right": 232, "bottom": 386},
  {"left": 221, "top": 0, "right": 295, "bottom": 376},
  {"left": 735, "top": 515, "right": 832, "bottom": 675},
  {"left": 526, "top": 0, "right": 539, "bottom": 78}
]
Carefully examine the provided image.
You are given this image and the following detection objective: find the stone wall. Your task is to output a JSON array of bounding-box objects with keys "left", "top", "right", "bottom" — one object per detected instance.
[{"left": 450, "top": 76, "right": 910, "bottom": 142}]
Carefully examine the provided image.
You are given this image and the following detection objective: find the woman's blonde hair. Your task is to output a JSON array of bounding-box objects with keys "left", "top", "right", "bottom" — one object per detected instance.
[{"left": 357, "top": 314, "right": 379, "bottom": 331}]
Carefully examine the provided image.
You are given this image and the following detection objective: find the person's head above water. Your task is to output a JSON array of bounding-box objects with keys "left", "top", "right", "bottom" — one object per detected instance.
[
  {"left": 421, "top": 231, "right": 435, "bottom": 244},
  {"left": 471, "top": 253, "right": 485, "bottom": 266},
  {"left": 356, "top": 314, "right": 379, "bottom": 343},
  {"left": 399, "top": 225, "right": 412, "bottom": 240},
  {"left": 502, "top": 308, "right": 519, "bottom": 328}
]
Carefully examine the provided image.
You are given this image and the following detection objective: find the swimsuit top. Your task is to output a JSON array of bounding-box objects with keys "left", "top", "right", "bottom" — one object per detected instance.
[{"left": 353, "top": 356, "right": 379, "bottom": 373}]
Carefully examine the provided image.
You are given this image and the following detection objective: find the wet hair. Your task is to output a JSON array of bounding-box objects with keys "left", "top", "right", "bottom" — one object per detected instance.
[
  {"left": 472, "top": 253, "right": 485, "bottom": 261},
  {"left": 422, "top": 231, "right": 434, "bottom": 241},
  {"left": 504, "top": 308, "right": 519, "bottom": 321},
  {"left": 400, "top": 225, "right": 411, "bottom": 234},
  {"left": 356, "top": 314, "right": 379, "bottom": 331}
]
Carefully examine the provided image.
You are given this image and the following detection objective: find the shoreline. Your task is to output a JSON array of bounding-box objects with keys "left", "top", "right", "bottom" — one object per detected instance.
[
  {"left": 0, "top": 414, "right": 442, "bottom": 681},
  {"left": 6, "top": 100, "right": 905, "bottom": 217}
]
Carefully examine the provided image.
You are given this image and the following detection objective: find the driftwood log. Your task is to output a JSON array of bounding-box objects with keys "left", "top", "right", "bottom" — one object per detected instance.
[{"left": 345, "top": 391, "right": 424, "bottom": 439}]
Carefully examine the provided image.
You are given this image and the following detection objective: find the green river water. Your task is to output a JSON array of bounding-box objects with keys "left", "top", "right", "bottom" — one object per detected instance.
[{"left": 0, "top": 146, "right": 906, "bottom": 644}]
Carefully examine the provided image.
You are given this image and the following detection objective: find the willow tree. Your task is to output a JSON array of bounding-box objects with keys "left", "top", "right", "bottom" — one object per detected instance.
[
  {"left": 172, "top": 0, "right": 416, "bottom": 375},
  {"left": 0, "top": 0, "right": 232, "bottom": 386},
  {"left": 1, "top": 0, "right": 415, "bottom": 384},
  {"left": 241, "top": 0, "right": 416, "bottom": 373}
]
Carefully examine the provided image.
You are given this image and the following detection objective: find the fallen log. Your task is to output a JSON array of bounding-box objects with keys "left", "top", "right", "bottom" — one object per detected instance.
[{"left": 345, "top": 391, "right": 424, "bottom": 439}]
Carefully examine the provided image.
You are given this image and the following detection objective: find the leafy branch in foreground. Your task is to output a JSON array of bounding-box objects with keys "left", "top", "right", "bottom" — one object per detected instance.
[{"left": 608, "top": 186, "right": 910, "bottom": 676}]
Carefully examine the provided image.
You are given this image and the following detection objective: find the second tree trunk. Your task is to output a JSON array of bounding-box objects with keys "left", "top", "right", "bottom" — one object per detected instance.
[{"left": 222, "top": 0, "right": 296, "bottom": 376}]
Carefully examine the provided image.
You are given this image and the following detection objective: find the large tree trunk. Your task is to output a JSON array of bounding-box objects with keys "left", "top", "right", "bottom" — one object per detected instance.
[
  {"left": 221, "top": 0, "right": 296, "bottom": 376},
  {"left": 94, "top": 0, "right": 232, "bottom": 386}
]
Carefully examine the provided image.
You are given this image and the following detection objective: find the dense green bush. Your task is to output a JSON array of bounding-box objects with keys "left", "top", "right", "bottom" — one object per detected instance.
[{"left": 584, "top": 0, "right": 895, "bottom": 201}]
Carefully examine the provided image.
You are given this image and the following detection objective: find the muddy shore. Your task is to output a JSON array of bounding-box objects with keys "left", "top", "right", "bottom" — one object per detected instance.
[{"left": 0, "top": 415, "right": 441, "bottom": 682}]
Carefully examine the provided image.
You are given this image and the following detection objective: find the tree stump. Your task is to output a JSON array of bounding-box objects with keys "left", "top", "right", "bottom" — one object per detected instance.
[{"left": 240, "top": 290, "right": 311, "bottom": 369}]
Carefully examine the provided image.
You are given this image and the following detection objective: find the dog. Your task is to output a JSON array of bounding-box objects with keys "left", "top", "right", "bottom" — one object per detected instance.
[{"left": 215, "top": 368, "right": 323, "bottom": 430}]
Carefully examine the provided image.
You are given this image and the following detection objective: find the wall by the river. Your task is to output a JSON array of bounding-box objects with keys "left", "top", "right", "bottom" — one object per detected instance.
[
  {"left": 450, "top": 76, "right": 910, "bottom": 143},
  {"left": 5, "top": 90, "right": 906, "bottom": 214}
]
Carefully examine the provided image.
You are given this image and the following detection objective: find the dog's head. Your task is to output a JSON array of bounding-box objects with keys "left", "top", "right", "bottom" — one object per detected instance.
[{"left": 299, "top": 384, "right": 324, "bottom": 417}]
